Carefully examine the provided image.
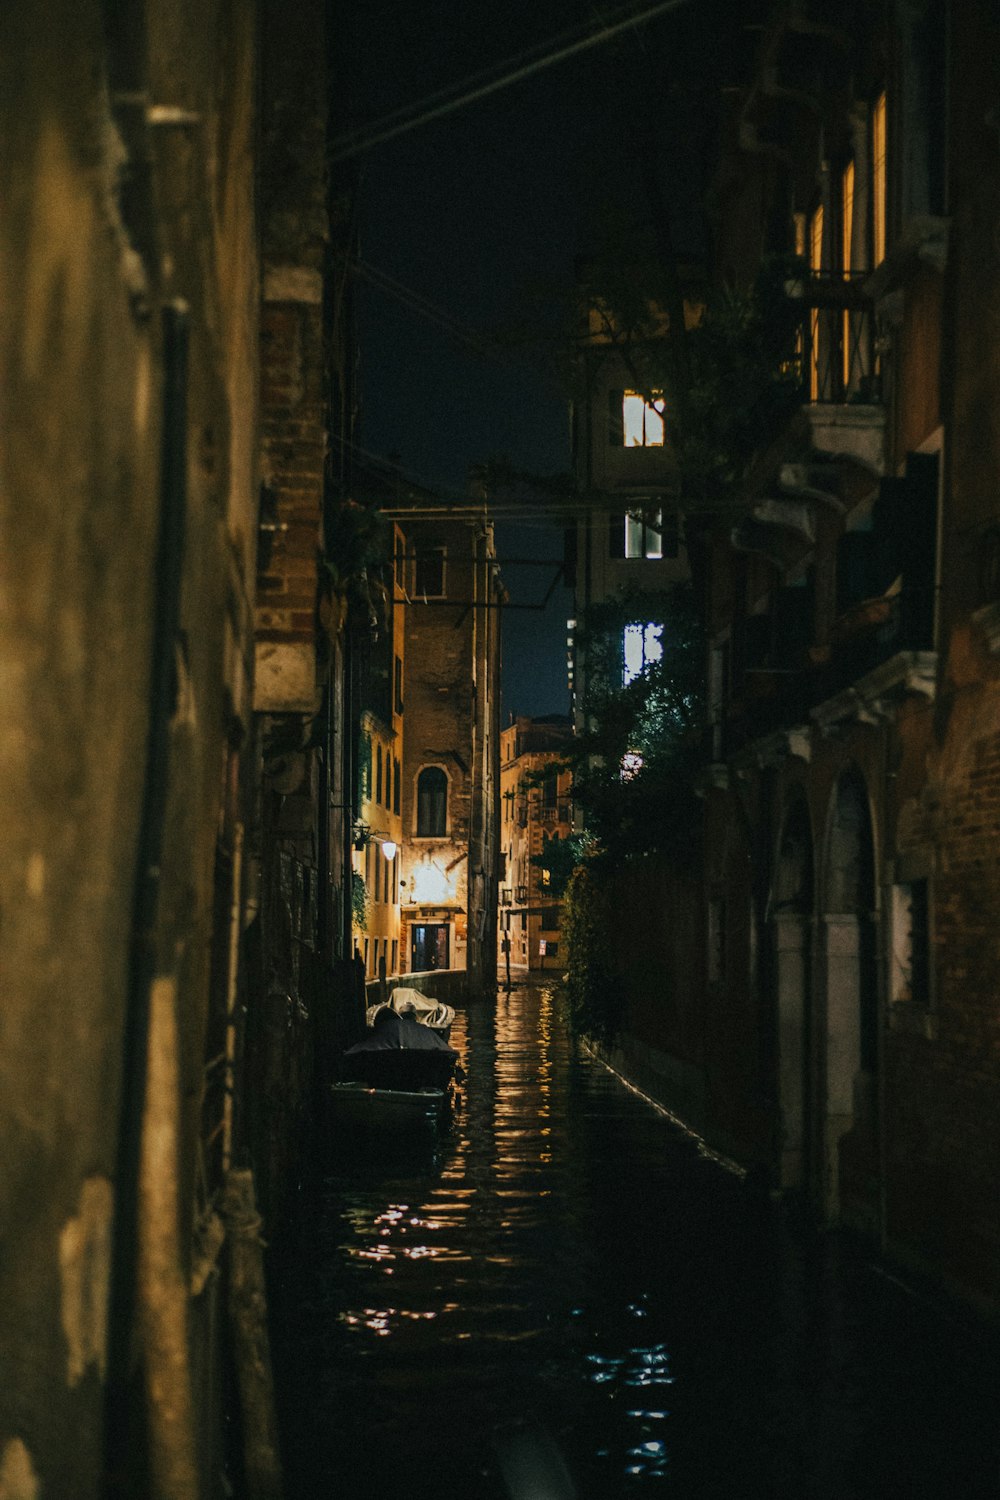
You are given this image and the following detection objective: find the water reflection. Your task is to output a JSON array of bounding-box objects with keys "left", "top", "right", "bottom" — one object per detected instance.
[{"left": 272, "top": 984, "right": 1000, "bottom": 1499}]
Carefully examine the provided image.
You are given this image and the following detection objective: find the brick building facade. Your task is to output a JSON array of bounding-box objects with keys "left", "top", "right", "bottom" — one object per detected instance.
[
  {"left": 0, "top": 1, "right": 364, "bottom": 1492},
  {"left": 395, "top": 514, "right": 502, "bottom": 995},
  {"left": 572, "top": 0, "right": 1000, "bottom": 1318}
]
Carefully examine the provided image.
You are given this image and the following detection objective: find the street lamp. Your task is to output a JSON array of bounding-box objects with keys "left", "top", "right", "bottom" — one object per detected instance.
[{"left": 381, "top": 840, "right": 398, "bottom": 861}]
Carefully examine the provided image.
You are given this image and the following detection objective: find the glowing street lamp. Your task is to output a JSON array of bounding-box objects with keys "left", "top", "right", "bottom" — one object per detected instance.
[{"left": 381, "top": 840, "right": 398, "bottom": 861}]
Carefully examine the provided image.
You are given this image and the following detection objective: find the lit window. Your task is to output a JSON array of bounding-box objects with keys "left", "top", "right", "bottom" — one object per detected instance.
[
  {"left": 793, "top": 211, "right": 806, "bottom": 257},
  {"left": 842, "top": 159, "right": 855, "bottom": 391},
  {"left": 623, "top": 622, "right": 663, "bottom": 685},
  {"left": 808, "top": 204, "right": 824, "bottom": 400},
  {"left": 625, "top": 507, "right": 663, "bottom": 559},
  {"left": 622, "top": 391, "right": 665, "bottom": 447},
  {"left": 416, "top": 766, "right": 447, "bottom": 837},
  {"left": 621, "top": 750, "right": 644, "bottom": 780},
  {"left": 872, "top": 90, "right": 887, "bottom": 266}
]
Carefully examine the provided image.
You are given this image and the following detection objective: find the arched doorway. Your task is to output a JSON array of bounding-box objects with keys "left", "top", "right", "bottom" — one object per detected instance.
[
  {"left": 771, "top": 796, "right": 814, "bottom": 1194},
  {"left": 821, "top": 768, "right": 879, "bottom": 1225}
]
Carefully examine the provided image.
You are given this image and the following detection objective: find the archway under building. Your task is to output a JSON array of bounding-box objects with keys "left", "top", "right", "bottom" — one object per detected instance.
[
  {"left": 770, "top": 794, "right": 814, "bottom": 1197},
  {"left": 821, "top": 767, "right": 879, "bottom": 1227}
]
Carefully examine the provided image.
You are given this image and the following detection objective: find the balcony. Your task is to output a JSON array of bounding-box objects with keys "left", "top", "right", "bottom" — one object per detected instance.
[
  {"left": 500, "top": 889, "right": 512, "bottom": 907},
  {"left": 515, "top": 885, "right": 529, "bottom": 904},
  {"left": 785, "top": 272, "right": 886, "bottom": 472}
]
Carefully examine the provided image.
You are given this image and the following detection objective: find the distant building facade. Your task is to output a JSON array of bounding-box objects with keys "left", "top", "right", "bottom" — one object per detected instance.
[
  {"left": 394, "top": 512, "right": 502, "bottom": 994},
  {"left": 567, "top": 278, "right": 697, "bottom": 736},
  {"left": 352, "top": 523, "right": 407, "bottom": 981},
  {"left": 499, "top": 716, "right": 574, "bottom": 973}
]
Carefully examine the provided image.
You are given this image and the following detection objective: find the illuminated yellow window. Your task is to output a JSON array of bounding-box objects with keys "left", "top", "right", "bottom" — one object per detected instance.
[
  {"left": 809, "top": 204, "right": 824, "bottom": 400},
  {"left": 794, "top": 212, "right": 806, "bottom": 257},
  {"left": 873, "top": 90, "right": 887, "bottom": 265},
  {"left": 792, "top": 213, "right": 807, "bottom": 378},
  {"left": 622, "top": 390, "right": 665, "bottom": 447},
  {"left": 842, "top": 160, "right": 855, "bottom": 391}
]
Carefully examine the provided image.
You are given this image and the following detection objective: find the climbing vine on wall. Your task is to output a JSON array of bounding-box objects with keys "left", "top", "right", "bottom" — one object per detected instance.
[
  {"left": 351, "top": 871, "right": 369, "bottom": 932},
  {"left": 562, "top": 863, "right": 622, "bottom": 1042}
]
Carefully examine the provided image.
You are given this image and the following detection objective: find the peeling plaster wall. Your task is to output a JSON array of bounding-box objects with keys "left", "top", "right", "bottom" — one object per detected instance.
[
  {"left": 0, "top": 11, "right": 157, "bottom": 1490},
  {"left": 0, "top": 2, "right": 259, "bottom": 1491}
]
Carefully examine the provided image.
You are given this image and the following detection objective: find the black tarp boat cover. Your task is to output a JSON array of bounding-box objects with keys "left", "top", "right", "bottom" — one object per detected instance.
[{"left": 345, "top": 1008, "right": 458, "bottom": 1059}]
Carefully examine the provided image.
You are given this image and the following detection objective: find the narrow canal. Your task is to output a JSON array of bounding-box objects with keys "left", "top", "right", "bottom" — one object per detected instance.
[{"left": 270, "top": 984, "right": 999, "bottom": 1499}]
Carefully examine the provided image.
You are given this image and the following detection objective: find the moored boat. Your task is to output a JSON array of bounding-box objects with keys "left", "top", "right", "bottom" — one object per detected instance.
[
  {"left": 333, "top": 1006, "right": 461, "bottom": 1131},
  {"left": 328, "top": 1081, "right": 447, "bottom": 1132},
  {"left": 365, "top": 986, "right": 455, "bottom": 1040}
]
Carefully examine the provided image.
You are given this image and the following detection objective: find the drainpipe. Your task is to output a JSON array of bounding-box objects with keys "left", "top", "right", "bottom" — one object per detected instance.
[
  {"left": 222, "top": 820, "right": 245, "bottom": 1175},
  {"left": 877, "top": 724, "right": 892, "bottom": 1255},
  {"left": 103, "top": 300, "right": 192, "bottom": 1492}
]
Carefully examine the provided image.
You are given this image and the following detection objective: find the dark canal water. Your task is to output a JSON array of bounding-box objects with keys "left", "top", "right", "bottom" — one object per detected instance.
[{"left": 270, "top": 984, "right": 1000, "bottom": 1499}]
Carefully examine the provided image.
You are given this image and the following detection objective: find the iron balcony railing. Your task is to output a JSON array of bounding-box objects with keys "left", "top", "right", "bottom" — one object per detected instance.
[{"left": 785, "top": 271, "right": 880, "bottom": 406}]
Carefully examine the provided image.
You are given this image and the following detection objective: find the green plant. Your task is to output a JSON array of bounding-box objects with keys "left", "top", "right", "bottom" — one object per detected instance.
[
  {"left": 560, "top": 582, "right": 705, "bottom": 865},
  {"left": 529, "top": 831, "right": 591, "bottom": 897},
  {"left": 562, "top": 863, "right": 622, "bottom": 1042},
  {"left": 351, "top": 871, "right": 369, "bottom": 931}
]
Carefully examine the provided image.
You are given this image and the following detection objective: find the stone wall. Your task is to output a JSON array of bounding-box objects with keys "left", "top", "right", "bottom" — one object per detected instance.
[{"left": 0, "top": 2, "right": 261, "bottom": 1492}]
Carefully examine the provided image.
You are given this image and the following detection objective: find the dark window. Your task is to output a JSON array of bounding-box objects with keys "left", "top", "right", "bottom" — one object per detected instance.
[
  {"left": 414, "top": 546, "right": 445, "bottom": 597},
  {"left": 375, "top": 744, "right": 383, "bottom": 805},
  {"left": 393, "top": 757, "right": 401, "bottom": 814},
  {"left": 412, "top": 923, "right": 449, "bottom": 972},
  {"left": 416, "top": 766, "right": 447, "bottom": 836},
  {"left": 394, "top": 654, "right": 404, "bottom": 714}
]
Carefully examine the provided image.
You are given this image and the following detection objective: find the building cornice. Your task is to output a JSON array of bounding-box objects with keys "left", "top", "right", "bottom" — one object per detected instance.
[{"left": 811, "top": 651, "right": 937, "bottom": 735}]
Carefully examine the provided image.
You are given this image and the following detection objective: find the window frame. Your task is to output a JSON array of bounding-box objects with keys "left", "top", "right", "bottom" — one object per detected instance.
[
  {"left": 413, "top": 545, "right": 446, "bottom": 599},
  {"left": 415, "top": 764, "right": 449, "bottom": 838}
]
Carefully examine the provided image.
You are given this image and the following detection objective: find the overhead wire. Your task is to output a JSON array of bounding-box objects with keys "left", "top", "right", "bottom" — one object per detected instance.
[
  {"left": 332, "top": 7, "right": 695, "bottom": 526},
  {"left": 329, "top": 0, "right": 691, "bottom": 162},
  {"left": 346, "top": 256, "right": 503, "bottom": 360},
  {"left": 329, "top": 430, "right": 601, "bottom": 524}
]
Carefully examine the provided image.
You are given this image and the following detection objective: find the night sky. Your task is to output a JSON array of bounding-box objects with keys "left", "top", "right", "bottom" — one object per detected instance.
[{"left": 342, "top": 0, "right": 732, "bottom": 718}]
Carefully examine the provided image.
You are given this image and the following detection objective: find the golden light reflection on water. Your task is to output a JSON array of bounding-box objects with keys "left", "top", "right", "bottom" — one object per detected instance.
[{"left": 336, "top": 991, "right": 572, "bottom": 1348}]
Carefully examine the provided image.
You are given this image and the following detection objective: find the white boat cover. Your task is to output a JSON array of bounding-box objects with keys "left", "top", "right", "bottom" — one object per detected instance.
[{"left": 365, "top": 987, "right": 455, "bottom": 1032}]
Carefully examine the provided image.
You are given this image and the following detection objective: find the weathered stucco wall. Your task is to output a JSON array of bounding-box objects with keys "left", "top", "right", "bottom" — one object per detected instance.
[{"left": 0, "top": 3, "right": 260, "bottom": 1492}]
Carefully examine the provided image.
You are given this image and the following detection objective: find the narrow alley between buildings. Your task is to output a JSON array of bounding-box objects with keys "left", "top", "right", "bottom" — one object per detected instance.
[{"left": 270, "top": 983, "right": 1000, "bottom": 1500}]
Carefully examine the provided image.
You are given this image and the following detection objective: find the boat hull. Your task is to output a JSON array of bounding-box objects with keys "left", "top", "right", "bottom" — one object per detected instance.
[{"left": 328, "top": 1081, "right": 447, "bottom": 1131}]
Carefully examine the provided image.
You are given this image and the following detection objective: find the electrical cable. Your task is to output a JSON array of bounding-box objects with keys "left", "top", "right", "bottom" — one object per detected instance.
[{"left": 329, "top": 0, "right": 691, "bottom": 162}]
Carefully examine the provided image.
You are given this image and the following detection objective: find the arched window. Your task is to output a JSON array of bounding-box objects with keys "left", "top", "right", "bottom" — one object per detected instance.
[
  {"left": 416, "top": 766, "right": 447, "bottom": 837},
  {"left": 375, "top": 743, "right": 383, "bottom": 805}
]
